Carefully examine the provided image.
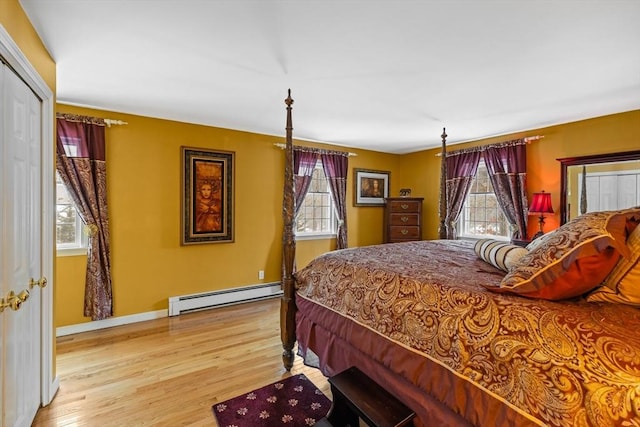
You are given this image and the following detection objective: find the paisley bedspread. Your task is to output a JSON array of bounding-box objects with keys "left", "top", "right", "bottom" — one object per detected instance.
[{"left": 294, "top": 239, "right": 640, "bottom": 427}]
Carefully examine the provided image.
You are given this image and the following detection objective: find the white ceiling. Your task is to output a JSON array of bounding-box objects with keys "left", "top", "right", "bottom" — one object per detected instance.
[{"left": 19, "top": 0, "right": 640, "bottom": 154}]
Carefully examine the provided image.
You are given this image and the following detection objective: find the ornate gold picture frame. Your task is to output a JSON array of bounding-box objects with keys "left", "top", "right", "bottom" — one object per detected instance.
[
  {"left": 181, "top": 146, "right": 235, "bottom": 244},
  {"left": 353, "top": 168, "right": 390, "bottom": 206}
]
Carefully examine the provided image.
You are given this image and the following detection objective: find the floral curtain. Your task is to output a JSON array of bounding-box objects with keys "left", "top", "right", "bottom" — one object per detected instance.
[
  {"left": 444, "top": 151, "right": 481, "bottom": 239},
  {"left": 56, "top": 114, "right": 113, "bottom": 320},
  {"left": 320, "top": 152, "right": 349, "bottom": 249},
  {"left": 483, "top": 140, "right": 528, "bottom": 239},
  {"left": 293, "top": 149, "right": 319, "bottom": 218}
]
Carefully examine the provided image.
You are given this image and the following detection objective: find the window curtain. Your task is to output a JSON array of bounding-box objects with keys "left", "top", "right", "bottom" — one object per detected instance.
[
  {"left": 320, "top": 152, "right": 349, "bottom": 249},
  {"left": 444, "top": 151, "right": 481, "bottom": 239},
  {"left": 483, "top": 141, "right": 528, "bottom": 239},
  {"left": 293, "top": 149, "right": 319, "bottom": 217},
  {"left": 56, "top": 114, "right": 113, "bottom": 321}
]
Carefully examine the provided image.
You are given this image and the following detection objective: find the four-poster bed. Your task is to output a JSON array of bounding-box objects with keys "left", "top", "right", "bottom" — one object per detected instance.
[{"left": 279, "top": 92, "right": 640, "bottom": 426}]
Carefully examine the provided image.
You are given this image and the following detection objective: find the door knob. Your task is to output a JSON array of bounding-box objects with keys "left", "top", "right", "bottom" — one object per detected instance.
[
  {"left": 1, "top": 290, "right": 30, "bottom": 312},
  {"left": 29, "top": 277, "right": 47, "bottom": 289}
]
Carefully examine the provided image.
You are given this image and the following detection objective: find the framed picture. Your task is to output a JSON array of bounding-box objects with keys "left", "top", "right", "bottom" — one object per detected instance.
[
  {"left": 353, "top": 168, "right": 390, "bottom": 206},
  {"left": 181, "top": 146, "right": 235, "bottom": 244}
]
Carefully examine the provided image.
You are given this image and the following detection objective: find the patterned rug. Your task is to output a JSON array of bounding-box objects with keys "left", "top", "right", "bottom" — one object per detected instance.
[{"left": 212, "top": 374, "right": 331, "bottom": 427}]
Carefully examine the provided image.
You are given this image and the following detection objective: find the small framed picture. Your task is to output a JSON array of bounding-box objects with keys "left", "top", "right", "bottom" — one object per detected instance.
[
  {"left": 181, "top": 146, "right": 235, "bottom": 244},
  {"left": 353, "top": 169, "right": 390, "bottom": 206}
]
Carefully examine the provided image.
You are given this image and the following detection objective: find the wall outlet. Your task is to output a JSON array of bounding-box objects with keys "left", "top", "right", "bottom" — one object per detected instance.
[{"left": 258, "top": 270, "right": 265, "bottom": 280}]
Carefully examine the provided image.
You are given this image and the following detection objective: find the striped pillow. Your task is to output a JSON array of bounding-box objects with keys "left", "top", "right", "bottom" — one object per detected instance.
[{"left": 474, "top": 239, "right": 528, "bottom": 272}]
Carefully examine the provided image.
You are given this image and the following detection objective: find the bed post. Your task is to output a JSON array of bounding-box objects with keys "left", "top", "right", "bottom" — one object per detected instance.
[
  {"left": 438, "top": 128, "right": 448, "bottom": 239},
  {"left": 281, "top": 89, "right": 296, "bottom": 370}
]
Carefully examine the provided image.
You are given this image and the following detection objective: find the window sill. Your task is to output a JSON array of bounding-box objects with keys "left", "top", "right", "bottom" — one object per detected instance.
[
  {"left": 458, "top": 235, "right": 510, "bottom": 242},
  {"left": 295, "top": 233, "right": 337, "bottom": 241},
  {"left": 57, "top": 247, "right": 88, "bottom": 257}
]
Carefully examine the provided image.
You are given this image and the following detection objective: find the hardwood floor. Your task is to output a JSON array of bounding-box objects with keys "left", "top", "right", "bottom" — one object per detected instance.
[{"left": 33, "top": 298, "right": 330, "bottom": 426}]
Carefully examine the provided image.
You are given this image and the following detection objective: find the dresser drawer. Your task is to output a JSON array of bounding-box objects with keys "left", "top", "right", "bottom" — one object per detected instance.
[
  {"left": 388, "top": 226, "right": 420, "bottom": 240},
  {"left": 389, "top": 213, "right": 419, "bottom": 226},
  {"left": 388, "top": 200, "right": 421, "bottom": 213}
]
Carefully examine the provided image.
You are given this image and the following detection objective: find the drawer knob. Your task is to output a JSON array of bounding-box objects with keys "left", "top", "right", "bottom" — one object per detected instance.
[
  {"left": 401, "top": 216, "right": 409, "bottom": 222},
  {"left": 400, "top": 229, "right": 408, "bottom": 235},
  {"left": 400, "top": 204, "right": 409, "bottom": 210}
]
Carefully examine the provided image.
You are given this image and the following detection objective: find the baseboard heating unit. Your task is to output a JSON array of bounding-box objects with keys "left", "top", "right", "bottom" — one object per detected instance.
[{"left": 168, "top": 282, "right": 282, "bottom": 316}]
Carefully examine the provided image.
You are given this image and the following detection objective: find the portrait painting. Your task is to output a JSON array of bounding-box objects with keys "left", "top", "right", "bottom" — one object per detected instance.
[
  {"left": 353, "top": 169, "right": 390, "bottom": 206},
  {"left": 181, "top": 146, "right": 234, "bottom": 244}
]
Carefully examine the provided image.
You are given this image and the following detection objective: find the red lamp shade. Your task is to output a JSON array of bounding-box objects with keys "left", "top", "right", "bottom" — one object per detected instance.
[
  {"left": 529, "top": 191, "right": 554, "bottom": 239},
  {"left": 529, "top": 191, "right": 554, "bottom": 214}
]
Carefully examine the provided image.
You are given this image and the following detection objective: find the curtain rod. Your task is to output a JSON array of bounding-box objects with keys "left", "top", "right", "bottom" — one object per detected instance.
[
  {"left": 435, "top": 135, "right": 545, "bottom": 157},
  {"left": 273, "top": 143, "right": 357, "bottom": 157},
  {"left": 56, "top": 113, "right": 128, "bottom": 127},
  {"left": 523, "top": 135, "right": 545, "bottom": 142},
  {"left": 103, "top": 119, "right": 128, "bottom": 127}
]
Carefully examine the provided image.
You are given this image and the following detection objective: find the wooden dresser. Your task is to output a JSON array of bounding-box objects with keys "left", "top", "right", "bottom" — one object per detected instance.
[{"left": 384, "top": 197, "right": 423, "bottom": 243}]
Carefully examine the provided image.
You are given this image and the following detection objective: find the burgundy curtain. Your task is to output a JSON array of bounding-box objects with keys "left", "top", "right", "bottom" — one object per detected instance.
[
  {"left": 56, "top": 114, "right": 113, "bottom": 320},
  {"left": 445, "top": 151, "right": 481, "bottom": 239},
  {"left": 320, "top": 152, "right": 349, "bottom": 249},
  {"left": 483, "top": 141, "right": 528, "bottom": 239},
  {"left": 293, "top": 149, "right": 319, "bottom": 217}
]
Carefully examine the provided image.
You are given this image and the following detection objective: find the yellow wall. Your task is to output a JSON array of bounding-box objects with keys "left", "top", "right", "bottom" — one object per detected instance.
[
  {"left": 405, "top": 110, "right": 640, "bottom": 240},
  {"left": 55, "top": 105, "right": 399, "bottom": 326},
  {"left": 56, "top": 107, "right": 640, "bottom": 327},
  {"left": 0, "top": 0, "right": 56, "bottom": 89}
]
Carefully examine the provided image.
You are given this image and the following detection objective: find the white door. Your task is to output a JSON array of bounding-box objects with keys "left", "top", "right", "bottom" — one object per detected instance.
[{"left": 1, "top": 61, "right": 43, "bottom": 427}]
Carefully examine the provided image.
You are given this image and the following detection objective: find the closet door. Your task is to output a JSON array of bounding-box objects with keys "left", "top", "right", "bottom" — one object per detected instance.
[{"left": 1, "top": 61, "right": 43, "bottom": 427}]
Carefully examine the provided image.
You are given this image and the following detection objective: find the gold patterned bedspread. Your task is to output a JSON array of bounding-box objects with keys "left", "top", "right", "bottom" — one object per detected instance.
[{"left": 295, "top": 239, "right": 640, "bottom": 427}]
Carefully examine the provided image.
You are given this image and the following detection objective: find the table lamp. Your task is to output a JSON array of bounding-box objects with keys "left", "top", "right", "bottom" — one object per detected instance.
[{"left": 529, "top": 191, "right": 554, "bottom": 240}]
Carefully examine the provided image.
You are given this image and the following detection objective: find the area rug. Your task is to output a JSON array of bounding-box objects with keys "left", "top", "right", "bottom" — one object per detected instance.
[{"left": 212, "top": 374, "right": 331, "bottom": 427}]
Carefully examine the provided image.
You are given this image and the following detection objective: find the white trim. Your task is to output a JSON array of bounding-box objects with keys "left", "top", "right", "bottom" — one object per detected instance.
[
  {"left": 56, "top": 310, "right": 169, "bottom": 337},
  {"left": 57, "top": 283, "right": 284, "bottom": 336},
  {"left": 0, "top": 24, "right": 58, "bottom": 406},
  {"left": 56, "top": 247, "right": 88, "bottom": 257},
  {"left": 295, "top": 233, "right": 337, "bottom": 241}
]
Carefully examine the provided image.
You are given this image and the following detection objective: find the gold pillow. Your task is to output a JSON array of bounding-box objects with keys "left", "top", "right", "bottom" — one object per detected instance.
[
  {"left": 474, "top": 239, "right": 528, "bottom": 272},
  {"left": 587, "top": 223, "right": 640, "bottom": 306},
  {"left": 495, "top": 209, "right": 640, "bottom": 299}
]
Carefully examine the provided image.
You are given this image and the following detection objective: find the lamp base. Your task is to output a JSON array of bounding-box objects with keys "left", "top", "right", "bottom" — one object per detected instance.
[{"left": 532, "top": 230, "right": 544, "bottom": 240}]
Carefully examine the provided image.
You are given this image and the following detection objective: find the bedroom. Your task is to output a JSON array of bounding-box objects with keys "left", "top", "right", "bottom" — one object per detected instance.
[{"left": 2, "top": 0, "right": 640, "bottom": 426}]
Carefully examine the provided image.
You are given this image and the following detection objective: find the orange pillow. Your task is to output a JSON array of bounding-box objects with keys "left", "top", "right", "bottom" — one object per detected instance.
[
  {"left": 519, "top": 247, "right": 620, "bottom": 300},
  {"left": 587, "top": 223, "right": 640, "bottom": 306},
  {"left": 486, "top": 247, "right": 621, "bottom": 300},
  {"left": 485, "top": 208, "right": 640, "bottom": 300}
]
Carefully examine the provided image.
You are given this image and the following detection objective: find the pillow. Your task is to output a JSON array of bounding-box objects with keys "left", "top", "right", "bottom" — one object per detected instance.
[
  {"left": 474, "top": 239, "right": 528, "bottom": 272},
  {"left": 587, "top": 223, "right": 640, "bottom": 306},
  {"left": 487, "top": 208, "right": 640, "bottom": 300}
]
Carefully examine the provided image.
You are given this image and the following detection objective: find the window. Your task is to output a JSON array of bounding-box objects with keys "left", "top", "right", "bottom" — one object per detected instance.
[
  {"left": 295, "top": 161, "right": 337, "bottom": 238},
  {"left": 56, "top": 172, "right": 87, "bottom": 252},
  {"left": 580, "top": 169, "right": 640, "bottom": 212},
  {"left": 459, "top": 161, "right": 510, "bottom": 239}
]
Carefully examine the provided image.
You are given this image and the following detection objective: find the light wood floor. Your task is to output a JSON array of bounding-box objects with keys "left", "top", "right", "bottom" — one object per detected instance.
[{"left": 33, "top": 298, "right": 330, "bottom": 426}]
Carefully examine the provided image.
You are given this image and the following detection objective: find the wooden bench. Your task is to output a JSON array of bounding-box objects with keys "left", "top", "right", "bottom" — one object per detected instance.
[{"left": 318, "top": 366, "right": 415, "bottom": 427}]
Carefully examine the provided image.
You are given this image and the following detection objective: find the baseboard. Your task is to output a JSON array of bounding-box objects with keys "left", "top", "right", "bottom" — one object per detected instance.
[
  {"left": 56, "top": 309, "right": 168, "bottom": 337},
  {"left": 168, "top": 282, "right": 283, "bottom": 316},
  {"left": 56, "top": 282, "right": 284, "bottom": 336}
]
